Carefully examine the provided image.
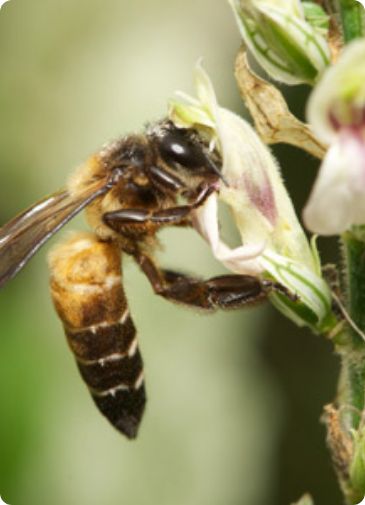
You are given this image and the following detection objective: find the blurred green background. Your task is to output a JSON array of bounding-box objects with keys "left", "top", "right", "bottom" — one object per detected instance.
[{"left": 0, "top": 1, "right": 342, "bottom": 504}]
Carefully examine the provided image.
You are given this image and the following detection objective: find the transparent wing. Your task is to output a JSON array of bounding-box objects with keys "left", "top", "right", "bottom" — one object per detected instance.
[{"left": 0, "top": 179, "right": 110, "bottom": 288}]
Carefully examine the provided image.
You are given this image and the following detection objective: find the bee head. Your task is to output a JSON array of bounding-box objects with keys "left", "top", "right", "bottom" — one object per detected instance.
[{"left": 148, "top": 121, "right": 223, "bottom": 183}]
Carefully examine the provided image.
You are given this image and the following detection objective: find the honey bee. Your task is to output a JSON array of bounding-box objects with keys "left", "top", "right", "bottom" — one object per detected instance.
[{"left": 0, "top": 119, "right": 278, "bottom": 438}]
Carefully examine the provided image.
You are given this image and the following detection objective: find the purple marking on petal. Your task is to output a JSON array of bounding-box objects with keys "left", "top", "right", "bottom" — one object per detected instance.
[
  {"left": 243, "top": 168, "right": 278, "bottom": 225},
  {"left": 361, "top": 106, "right": 365, "bottom": 127},
  {"left": 351, "top": 104, "right": 365, "bottom": 129},
  {"left": 328, "top": 109, "right": 342, "bottom": 132},
  {"left": 329, "top": 103, "right": 365, "bottom": 131}
]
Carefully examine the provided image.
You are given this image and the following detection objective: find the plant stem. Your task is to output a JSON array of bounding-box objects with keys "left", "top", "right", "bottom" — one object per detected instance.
[
  {"left": 337, "top": 0, "right": 365, "bottom": 42},
  {"left": 336, "top": 232, "right": 365, "bottom": 503},
  {"left": 342, "top": 232, "right": 365, "bottom": 427},
  {"left": 323, "top": 3, "right": 365, "bottom": 503}
]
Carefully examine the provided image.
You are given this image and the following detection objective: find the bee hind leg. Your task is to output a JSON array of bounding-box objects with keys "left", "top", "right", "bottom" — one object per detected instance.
[{"left": 135, "top": 253, "right": 280, "bottom": 310}]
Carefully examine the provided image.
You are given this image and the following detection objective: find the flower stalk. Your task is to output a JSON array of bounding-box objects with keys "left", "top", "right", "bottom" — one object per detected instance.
[
  {"left": 297, "top": 8, "right": 365, "bottom": 502},
  {"left": 328, "top": 4, "right": 365, "bottom": 500},
  {"left": 229, "top": 3, "right": 365, "bottom": 502},
  {"left": 169, "top": 1, "right": 365, "bottom": 502}
]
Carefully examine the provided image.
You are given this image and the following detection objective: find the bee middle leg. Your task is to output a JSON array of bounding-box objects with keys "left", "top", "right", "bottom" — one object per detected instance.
[{"left": 135, "top": 253, "right": 281, "bottom": 311}]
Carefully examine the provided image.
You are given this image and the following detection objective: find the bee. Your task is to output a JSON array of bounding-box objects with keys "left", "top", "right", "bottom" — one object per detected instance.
[{"left": 0, "top": 119, "right": 279, "bottom": 439}]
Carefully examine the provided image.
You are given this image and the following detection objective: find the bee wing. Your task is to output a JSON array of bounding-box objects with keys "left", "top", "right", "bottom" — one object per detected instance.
[{"left": 0, "top": 179, "right": 111, "bottom": 288}]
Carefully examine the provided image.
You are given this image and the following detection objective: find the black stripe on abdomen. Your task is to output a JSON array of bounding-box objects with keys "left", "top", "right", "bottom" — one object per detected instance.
[
  {"left": 65, "top": 311, "right": 135, "bottom": 362},
  {"left": 69, "top": 314, "right": 146, "bottom": 439},
  {"left": 76, "top": 340, "right": 143, "bottom": 391}
]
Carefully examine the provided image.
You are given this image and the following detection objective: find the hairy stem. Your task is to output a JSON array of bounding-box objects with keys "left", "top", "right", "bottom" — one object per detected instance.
[
  {"left": 336, "top": 232, "right": 365, "bottom": 503},
  {"left": 342, "top": 233, "right": 365, "bottom": 424}
]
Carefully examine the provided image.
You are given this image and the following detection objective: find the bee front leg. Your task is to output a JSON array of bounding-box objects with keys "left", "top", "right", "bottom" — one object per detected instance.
[
  {"left": 102, "top": 184, "right": 215, "bottom": 231},
  {"left": 48, "top": 232, "right": 146, "bottom": 439},
  {"left": 135, "top": 254, "right": 284, "bottom": 311}
]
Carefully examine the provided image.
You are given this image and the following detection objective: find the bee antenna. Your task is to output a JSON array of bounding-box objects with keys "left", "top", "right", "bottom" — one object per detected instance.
[{"left": 207, "top": 158, "right": 229, "bottom": 187}]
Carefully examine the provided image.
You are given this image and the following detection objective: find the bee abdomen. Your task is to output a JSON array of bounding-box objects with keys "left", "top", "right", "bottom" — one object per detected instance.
[
  {"left": 66, "top": 313, "right": 146, "bottom": 439},
  {"left": 48, "top": 233, "right": 146, "bottom": 439}
]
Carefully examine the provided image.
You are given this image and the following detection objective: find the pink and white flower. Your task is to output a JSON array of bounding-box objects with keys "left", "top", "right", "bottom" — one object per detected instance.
[
  {"left": 303, "top": 39, "right": 365, "bottom": 235},
  {"left": 169, "top": 65, "right": 332, "bottom": 331}
]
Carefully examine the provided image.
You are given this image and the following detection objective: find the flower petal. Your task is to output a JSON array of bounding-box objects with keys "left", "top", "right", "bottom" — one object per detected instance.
[
  {"left": 307, "top": 38, "right": 365, "bottom": 143},
  {"left": 193, "top": 194, "right": 265, "bottom": 275},
  {"left": 303, "top": 141, "right": 353, "bottom": 235},
  {"left": 215, "top": 107, "right": 316, "bottom": 270}
]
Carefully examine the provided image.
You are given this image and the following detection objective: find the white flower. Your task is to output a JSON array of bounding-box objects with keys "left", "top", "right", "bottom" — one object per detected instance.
[
  {"left": 169, "top": 65, "right": 333, "bottom": 331},
  {"left": 228, "top": 0, "right": 331, "bottom": 85},
  {"left": 303, "top": 39, "right": 365, "bottom": 235}
]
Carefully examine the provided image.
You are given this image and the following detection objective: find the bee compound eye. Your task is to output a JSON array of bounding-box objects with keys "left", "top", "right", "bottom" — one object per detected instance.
[{"left": 158, "top": 131, "right": 207, "bottom": 170}]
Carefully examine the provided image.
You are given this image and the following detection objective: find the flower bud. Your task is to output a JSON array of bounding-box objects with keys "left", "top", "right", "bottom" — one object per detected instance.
[
  {"left": 302, "top": 2, "right": 330, "bottom": 36},
  {"left": 228, "top": 0, "right": 331, "bottom": 85}
]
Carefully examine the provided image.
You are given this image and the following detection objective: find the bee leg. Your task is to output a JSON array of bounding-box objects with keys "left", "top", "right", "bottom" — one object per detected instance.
[
  {"left": 135, "top": 253, "right": 282, "bottom": 310},
  {"left": 103, "top": 183, "right": 215, "bottom": 230},
  {"left": 48, "top": 233, "right": 146, "bottom": 439}
]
